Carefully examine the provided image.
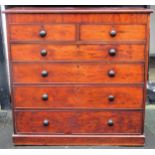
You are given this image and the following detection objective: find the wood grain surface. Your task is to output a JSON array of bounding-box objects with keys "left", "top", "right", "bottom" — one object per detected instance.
[
  {"left": 10, "top": 44, "right": 145, "bottom": 62},
  {"left": 12, "top": 62, "right": 144, "bottom": 83},
  {"left": 13, "top": 85, "right": 143, "bottom": 109},
  {"left": 4, "top": 7, "right": 152, "bottom": 146},
  {"left": 15, "top": 110, "right": 142, "bottom": 134}
]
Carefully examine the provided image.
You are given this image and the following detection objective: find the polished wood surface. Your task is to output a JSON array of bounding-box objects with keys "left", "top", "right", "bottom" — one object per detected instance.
[
  {"left": 10, "top": 44, "right": 145, "bottom": 62},
  {"left": 7, "top": 14, "right": 148, "bottom": 24},
  {"left": 80, "top": 25, "right": 146, "bottom": 41},
  {"left": 13, "top": 134, "right": 145, "bottom": 146},
  {"left": 15, "top": 110, "right": 142, "bottom": 134},
  {"left": 12, "top": 63, "right": 144, "bottom": 83},
  {"left": 13, "top": 85, "right": 143, "bottom": 109},
  {"left": 5, "top": 7, "right": 151, "bottom": 146},
  {"left": 9, "top": 24, "right": 145, "bottom": 42},
  {"left": 10, "top": 24, "right": 76, "bottom": 41}
]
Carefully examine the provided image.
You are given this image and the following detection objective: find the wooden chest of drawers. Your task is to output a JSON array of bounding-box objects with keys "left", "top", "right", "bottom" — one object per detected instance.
[{"left": 4, "top": 7, "right": 152, "bottom": 146}]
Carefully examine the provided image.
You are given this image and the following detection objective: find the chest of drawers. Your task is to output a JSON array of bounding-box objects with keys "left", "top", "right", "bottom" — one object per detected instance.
[{"left": 4, "top": 7, "right": 152, "bottom": 146}]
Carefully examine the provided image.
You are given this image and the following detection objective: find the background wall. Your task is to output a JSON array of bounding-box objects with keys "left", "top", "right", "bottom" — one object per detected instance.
[{"left": 150, "top": 5, "right": 155, "bottom": 56}]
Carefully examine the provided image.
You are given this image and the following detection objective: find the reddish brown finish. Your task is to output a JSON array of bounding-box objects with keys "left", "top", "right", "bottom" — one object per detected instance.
[
  {"left": 7, "top": 13, "right": 148, "bottom": 24},
  {"left": 10, "top": 24, "right": 76, "bottom": 41},
  {"left": 15, "top": 110, "right": 142, "bottom": 134},
  {"left": 13, "top": 134, "right": 145, "bottom": 146},
  {"left": 12, "top": 63, "right": 144, "bottom": 83},
  {"left": 13, "top": 85, "right": 143, "bottom": 109},
  {"left": 4, "top": 7, "right": 152, "bottom": 146},
  {"left": 10, "top": 44, "right": 145, "bottom": 62},
  {"left": 80, "top": 25, "right": 146, "bottom": 41}
]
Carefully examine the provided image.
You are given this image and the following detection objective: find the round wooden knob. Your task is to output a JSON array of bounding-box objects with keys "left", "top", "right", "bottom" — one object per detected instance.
[
  {"left": 108, "top": 70, "right": 115, "bottom": 77},
  {"left": 43, "top": 119, "right": 49, "bottom": 126},
  {"left": 110, "top": 30, "right": 117, "bottom": 37},
  {"left": 108, "top": 95, "right": 115, "bottom": 102},
  {"left": 42, "top": 94, "right": 48, "bottom": 101},
  {"left": 41, "top": 70, "right": 48, "bottom": 77},
  {"left": 39, "top": 30, "right": 47, "bottom": 37},
  {"left": 40, "top": 49, "right": 47, "bottom": 56},
  {"left": 109, "top": 48, "right": 117, "bottom": 56},
  {"left": 108, "top": 119, "right": 114, "bottom": 126}
]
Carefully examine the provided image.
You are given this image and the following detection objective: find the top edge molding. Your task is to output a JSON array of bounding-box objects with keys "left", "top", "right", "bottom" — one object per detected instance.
[{"left": 3, "top": 7, "right": 153, "bottom": 14}]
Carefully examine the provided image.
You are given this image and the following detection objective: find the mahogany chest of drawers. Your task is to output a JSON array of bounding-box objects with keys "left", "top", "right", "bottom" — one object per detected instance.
[{"left": 4, "top": 7, "right": 152, "bottom": 146}]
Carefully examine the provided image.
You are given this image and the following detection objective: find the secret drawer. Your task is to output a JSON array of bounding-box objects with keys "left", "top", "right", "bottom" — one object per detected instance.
[
  {"left": 7, "top": 14, "right": 147, "bottom": 24},
  {"left": 10, "top": 44, "right": 145, "bottom": 62},
  {"left": 10, "top": 24, "right": 76, "bottom": 41},
  {"left": 13, "top": 85, "right": 143, "bottom": 109},
  {"left": 12, "top": 62, "right": 144, "bottom": 83},
  {"left": 15, "top": 110, "right": 142, "bottom": 134},
  {"left": 80, "top": 25, "right": 146, "bottom": 41}
]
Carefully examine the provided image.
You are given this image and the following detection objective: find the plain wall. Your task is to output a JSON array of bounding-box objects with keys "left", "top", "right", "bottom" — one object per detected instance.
[{"left": 150, "top": 5, "right": 155, "bottom": 55}]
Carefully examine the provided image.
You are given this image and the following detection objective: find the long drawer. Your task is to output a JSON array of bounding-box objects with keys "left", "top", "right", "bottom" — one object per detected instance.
[
  {"left": 12, "top": 62, "right": 144, "bottom": 83},
  {"left": 15, "top": 110, "right": 142, "bottom": 134},
  {"left": 13, "top": 85, "right": 143, "bottom": 109},
  {"left": 10, "top": 44, "right": 145, "bottom": 62},
  {"left": 7, "top": 14, "right": 148, "bottom": 24}
]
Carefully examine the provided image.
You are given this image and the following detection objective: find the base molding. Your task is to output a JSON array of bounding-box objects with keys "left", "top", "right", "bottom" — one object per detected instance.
[{"left": 13, "top": 134, "right": 145, "bottom": 146}]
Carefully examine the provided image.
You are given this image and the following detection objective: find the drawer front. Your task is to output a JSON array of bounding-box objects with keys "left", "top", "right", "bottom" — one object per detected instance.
[
  {"left": 15, "top": 110, "right": 142, "bottom": 134},
  {"left": 8, "top": 14, "right": 147, "bottom": 24},
  {"left": 10, "top": 24, "right": 76, "bottom": 41},
  {"left": 11, "top": 44, "right": 145, "bottom": 62},
  {"left": 12, "top": 63, "right": 144, "bottom": 83},
  {"left": 13, "top": 85, "right": 143, "bottom": 109},
  {"left": 80, "top": 25, "right": 146, "bottom": 41}
]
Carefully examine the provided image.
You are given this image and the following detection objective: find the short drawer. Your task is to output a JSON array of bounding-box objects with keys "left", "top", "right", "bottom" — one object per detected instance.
[
  {"left": 80, "top": 25, "right": 146, "bottom": 41},
  {"left": 10, "top": 24, "right": 76, "bottom": 41},
  {"left": 12, "top": 62, "right": 144, "bottom": 83},
  {"left": 15, "top": 110, "right": 142, "bottom": 134},
  {"left": 13, "top": 85, "right": 143, "bottom": 109},
  {"left": 11, "top": 44, "right": 145, "bottom": 62}
]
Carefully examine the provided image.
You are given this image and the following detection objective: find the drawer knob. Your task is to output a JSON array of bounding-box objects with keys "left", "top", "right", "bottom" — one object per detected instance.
[
  {"left": 110, "top": 30, "right": 117, "bottom": 37},
  {"left": 43, "top": 119, "right": 49, "bottom": 126},
  {"left": 108, "top": 119, "right": 114, "bottom": 126},
  {"left": 41, "top": 70, "right": 48, "bottom": 77},
  {"left": 109, "top": 48, "right": 117, "bottom": 56},
  {"left": 39, "top": 30, "right": 47, "bottom": 37},
  {"left": 108, "top": 70, "right": 115, "bottom": 77},
  {"left": 40, "top": 49, "right": 47, "bottom": 56},
  {"left": 108, "top": 95, "right": 115, "bottom": 102},
  {"left": 42, "top": 94, "right": 48, "bottom": 101}
]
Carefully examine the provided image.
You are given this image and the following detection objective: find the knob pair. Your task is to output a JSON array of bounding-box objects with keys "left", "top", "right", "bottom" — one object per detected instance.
[
  {"left": 39, "top": 29, "right": 116, "bottom": 37},
  {"left": 42, "top": 119, "right": 113, "bottom": 127}
]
